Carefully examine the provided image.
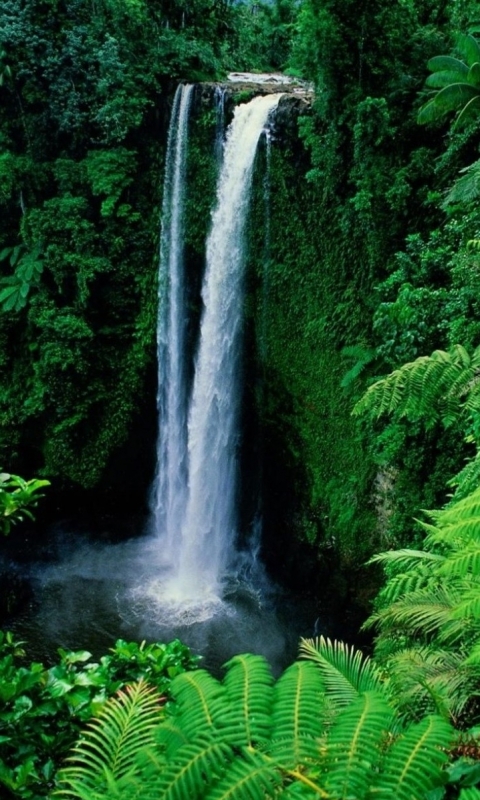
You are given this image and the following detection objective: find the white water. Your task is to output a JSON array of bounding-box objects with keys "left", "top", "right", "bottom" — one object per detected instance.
[
  {"left": 151, "top": 84, "right": 193, "bottom": 555},
  {"left": 153, "top": 91, "right": 283, "bottom": 618}
]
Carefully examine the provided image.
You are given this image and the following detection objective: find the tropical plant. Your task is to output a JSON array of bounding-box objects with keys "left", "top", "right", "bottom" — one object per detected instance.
[
  {"left": 0, "top": 471, "right": 50, "bottom": 535},
  {"left": 0, "top": 244, "right": 44, "bottom": 312},
  {"left": 364, "top": 485, "right": 480, "bottom": 723},
  {"left": 417, "top": 33, "right": 480, "bottom": 130},
  {"left": 0, "top": 635, "right": 198, "bottom": 799},
  {"left": 352, "top": 343, "right": 480, "bottom": 432},
  {"left": 54, "top": 644, "right": 453, "bottom": 800}
]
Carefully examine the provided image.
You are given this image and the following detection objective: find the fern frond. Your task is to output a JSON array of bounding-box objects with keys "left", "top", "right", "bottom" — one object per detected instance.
[
  {"left": 353, "top": 345, "right": 480, "bottom": 426},
  {"left": 386, "top": 646, "right": 472, "bottom": 720},
  {"left": 451, "top": 584, "right": 480, "bottom": 621},
  {"left": 54, "top": 680, "right": 162, "bottom": 798},
  {"left": 444, "top": 159, "right": 480, "bottom": 206},
  {"left": 374, "top": 569, "right": 437, "bottom": 606},
  {"left": 369, "top": 548, "right": 445, "bottom": 571},
  {"left": 460, "top": 790, "right": 480, "bottom": 800},
  {"left": 207, "top": 749, "right": 282, "bottom": 800},
  {"left": 298, "top": 636, "right": 385, "bottom": 708},
  {"left": 322, "top": 691, "right": 393, "bottom": 800},
  {"left": 221, "top": 654, "right": 274, "bottom": 746},
  {"left": 169, "top": 670, "right": 226, "bottom": 740},
  {"left": 155, "top": 719, "right": 191, "bottom": 758},
  {"left": 369, "top": 584, "right": 459, "bottom": 638},
  {"left": 373, "top": 715, "right": 452, "bottom": 799},
  {"left": 442, "top": 544, "right": 480, "bottom": 576},
  {"left": 150, "top": 739, "right": 234, "bottom": 800},
  {"left": 430, "top": 485, "right": 480, "bottom": 533},
  {"left": 270, "top": 661, "right": 325, "bottom": 768}
]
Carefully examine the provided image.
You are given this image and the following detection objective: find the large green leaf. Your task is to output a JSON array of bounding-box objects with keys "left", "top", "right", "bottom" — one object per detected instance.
[
  {"left": 427, "top": 55, "right": 469, "bottom": 75},
  {"left": 221, "top": 654, "right": 274, "bottom": 746},
  {"left": 270, "top": 661, "right": 325, "bottom": 768},
  {"left": 322, "top": 691, "right": 393, "bottom": 800},
  {"left": 169, "top": 670, "right": 226, "bottom": 740},
  {"left": 456, "top": 33, "right": 480, "bottom": 68}
]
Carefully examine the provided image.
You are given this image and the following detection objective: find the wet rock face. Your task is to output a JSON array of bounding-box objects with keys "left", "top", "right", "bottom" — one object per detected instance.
[{"left": 195, "top": 78, "right": 311, "bottom": 143}]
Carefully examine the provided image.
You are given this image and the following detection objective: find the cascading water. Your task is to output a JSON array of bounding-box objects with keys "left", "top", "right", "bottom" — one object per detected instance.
[
  {"left": 6, "top": 87, "right": 327, "bottom": 671},
  {"left": 214, "top": 86, "right": 226, "bottom": 161},
  {"left": 154, "top": 90, "right": 283, "bottom": 616},
  {"left": 151, "top": 84, "right": 194, "bottom": 556}
]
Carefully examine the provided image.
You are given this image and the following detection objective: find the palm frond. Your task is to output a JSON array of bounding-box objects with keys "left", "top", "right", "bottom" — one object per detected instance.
[
  {"left": 221, "top": 654, "right": 274, "bottom": 746},
  {"left": 298, "top": 636, "right": 384, "bottom": 708},
  {"left": 373, "top": 715, "right": 452, "bottom": 799},
  {"left": 54, "top": 680, "right": 162, "bottom": 798},
  {"left": 270, "top": 661, "right": 325, "bottom": 767},
  {"left": 322, "top": 691, "right": 393, "bottom": 800}
]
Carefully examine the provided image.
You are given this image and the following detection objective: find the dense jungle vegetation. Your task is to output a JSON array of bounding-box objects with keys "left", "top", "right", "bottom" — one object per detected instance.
[{"left": 5, "top": 0, "right": 480, "bottom": 796}]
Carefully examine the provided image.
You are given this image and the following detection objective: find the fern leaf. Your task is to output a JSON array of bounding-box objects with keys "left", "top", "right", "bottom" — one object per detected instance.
[
  {"left": 270, "top": 661, "right": 325, "bottom": 768},
  {"left": 206, "top": 749, "right": 282, "bottom": 800},
  {"left": 371, "top": 584, "right": 457, "bottom": 636},
  {"left": 369, "top": 548, "right": 445, "bottom": 571},
  {"left": 322, "top": 691, "right": 393, "bottom": 800},
  {"left": 374, "top": 570, "right": 436, "bottom": 606},
  {"left": 373, "top": 715, "right": 452, "bottom": 799},
  {"left": 155, "top": 719, "right": 190, "bottom": 758},
  {"left": 442, "top": 544, "right": 480, "bottom": 576},
  {"left": 386, "top": 647, "right": 472, "bottom": 721},
  {"left": 451, "top": 584, "right": 480, "bottom": 620},
  {"left": 152, "top": 739, "right": 234, "bottom": 800},
  {"left": 460, "top": 788, "right": 480, "bottom": 800},
  {"left": 298, "top": 637, "right": 385, "bottom": 708},
  {"left": 221, "top": 654, "right": 274, "bottom": 746},
  {"left": 169, "top": 670, "right": 226, "bottom": 740},
  {"left": 54, "top": 680, "right": 162, "bottom": 797}
]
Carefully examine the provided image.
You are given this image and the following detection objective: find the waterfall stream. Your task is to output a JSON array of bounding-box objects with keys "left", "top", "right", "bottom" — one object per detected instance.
[
  {"left": 152, "top": 84, "right": 194, "bottom": 556},
  {"left": 5, "top": 87, "right": 333, "bottom": 671},
  {"left": 155, "top": 91, "right": 283, "bottom": 616}
]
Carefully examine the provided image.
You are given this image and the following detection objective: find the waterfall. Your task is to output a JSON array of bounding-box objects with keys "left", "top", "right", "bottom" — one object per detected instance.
[
  {"left": 154, "top": 90, "right": 283, "bottom": 615},
  {"left": 152, "top": 83, "right": 193, "bottom": 557},
  {"left": 214, "top": 86, "right": 226, "bottom": 161}
]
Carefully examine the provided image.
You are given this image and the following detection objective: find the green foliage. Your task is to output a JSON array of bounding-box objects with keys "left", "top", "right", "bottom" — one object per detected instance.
[
  {"left": 54, "top": 681, "right": 162, "bottom": 799},
  {"left": 0, "top": 635, "right": 198, "bottom": 799},
  {"left": 54, "top": 648, "right": 453, "bottom": 800},
  {"left": 0, "top": 470, "right": 49, "bottom": 535},
  {"left": 0, "top": 244, "right": 44, "bottom": 312},
  {"left": 418, "top": 34, "right": 480, "bottom": 130},
  {"left": 365, "top": 485, "right": 480, "bottom": 723},
  {"left": 353, "top": 344, "right": 480, "bottom": 430}
]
